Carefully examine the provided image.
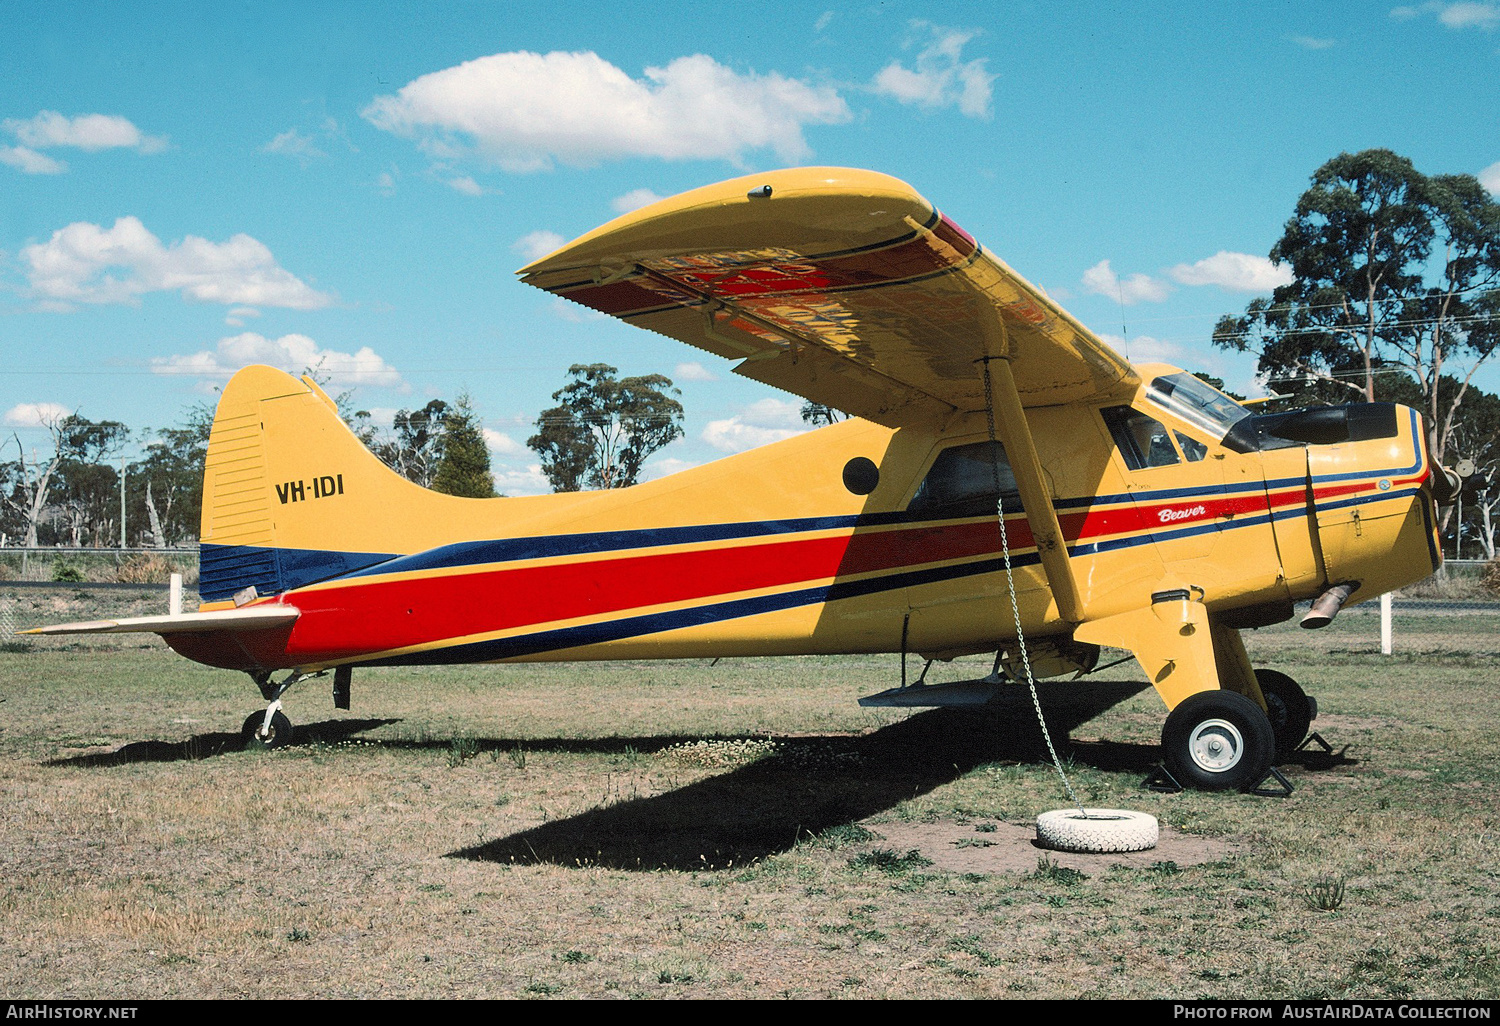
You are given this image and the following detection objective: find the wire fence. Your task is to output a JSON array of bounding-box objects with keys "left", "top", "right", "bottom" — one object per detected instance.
[{"left": 0, "top": 547, "right": 198, "bottom": 586}]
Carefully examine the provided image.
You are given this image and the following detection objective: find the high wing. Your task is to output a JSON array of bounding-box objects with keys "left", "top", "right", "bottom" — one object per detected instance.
[{"left": 519, "top": 168, "right": 1136, "bottom": 427}]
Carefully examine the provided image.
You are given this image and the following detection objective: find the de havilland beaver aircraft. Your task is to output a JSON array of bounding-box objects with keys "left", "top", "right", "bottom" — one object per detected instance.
[{"left": 28, "top": 168, "right": 1459, "bottom": 791}]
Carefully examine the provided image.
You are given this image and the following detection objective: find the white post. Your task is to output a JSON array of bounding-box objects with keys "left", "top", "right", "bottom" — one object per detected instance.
[
  {"left": 1380, "top": 593, "right": 1392, "bottom": 656},
  {"left": 169, "top": 572, "right": 183, "bottom": 616},
  {"left": 119, "top": 454, "right": 126, "bottom": 549}
]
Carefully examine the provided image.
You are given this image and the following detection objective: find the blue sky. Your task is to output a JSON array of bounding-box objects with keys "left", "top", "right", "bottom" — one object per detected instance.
[{"left": 2, "top": 1, "right": 1497, "bottom": 493}]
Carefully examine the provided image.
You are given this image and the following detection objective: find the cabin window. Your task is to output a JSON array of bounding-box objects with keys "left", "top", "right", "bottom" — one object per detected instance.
[
  {"left": 1102, "top": 407, "right": 1181, "bottom": 470},
  {"left": 907, "top": 441, "right": 1023, "bottom": 518},
  {"left": 1175, "top": 431, "right": 1208, "bottom": 462}
]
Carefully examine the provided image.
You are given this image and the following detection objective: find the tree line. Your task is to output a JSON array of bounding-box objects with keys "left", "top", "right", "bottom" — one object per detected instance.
[
  {"left": 0, "top": 364, "right": 686, "bottom": 548},
  {"left": 0, "top": 390, "right": 501, "bottom": 548}
]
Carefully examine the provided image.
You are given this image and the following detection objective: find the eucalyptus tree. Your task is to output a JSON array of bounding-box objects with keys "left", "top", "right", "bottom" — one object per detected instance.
[
  {"left": 528, "top": 363, "right": 683, "bottom": 492},
  {"left": 1213, "top": 149, "right": 1500, "bottom": 463}
]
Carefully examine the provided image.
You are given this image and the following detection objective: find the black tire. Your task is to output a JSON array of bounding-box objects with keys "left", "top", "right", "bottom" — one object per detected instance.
[
  {"left": 1161, "top": 690, "right": 1274, "bottom": 791},
  {"left": 242, "top": 709, "right": 293, "bottom": 750},
  {"left": 1255, "top": 668, "right": 1313, "bottom": 758}
]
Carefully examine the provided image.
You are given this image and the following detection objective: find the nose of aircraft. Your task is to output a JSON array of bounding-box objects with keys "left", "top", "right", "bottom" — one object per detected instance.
[{"left": 1298, "top": 403, "right": 1442, "bottom": 608}]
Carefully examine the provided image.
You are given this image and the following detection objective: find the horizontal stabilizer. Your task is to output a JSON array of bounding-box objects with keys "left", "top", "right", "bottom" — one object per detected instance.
[{"left": 21, "top": 606, "right": 300, "bottom": 637}]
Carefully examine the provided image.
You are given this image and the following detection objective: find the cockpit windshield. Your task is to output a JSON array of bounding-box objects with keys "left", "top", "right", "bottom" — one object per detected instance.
[{"left": 1145, "top": 373, "right": 1251, "bottom": 441}]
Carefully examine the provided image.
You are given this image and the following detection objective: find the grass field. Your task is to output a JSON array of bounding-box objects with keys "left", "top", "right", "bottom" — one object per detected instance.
[{"left": 1, "top": 587, "right": 1497, "bottom": 999}]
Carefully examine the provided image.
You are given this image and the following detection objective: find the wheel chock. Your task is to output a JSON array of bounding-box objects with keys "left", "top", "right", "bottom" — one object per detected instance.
[
  {"left": 1141, "top": 764, "right": 1184, "bottom": 793},
  {"left": 1248, "top": 766, "right": 1294, "bottom": 798},
  {"left": 1296, "top": 731, "right": 1334, "bottom": 755}
]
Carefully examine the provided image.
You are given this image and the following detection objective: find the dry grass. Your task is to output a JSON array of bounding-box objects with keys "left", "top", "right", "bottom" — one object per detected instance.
[
  {"left": 0, "top": 551, "right": 197, "bottom": 586},
  {"left": 1, "top": 587, "right": 1497, "bottom": 999}
]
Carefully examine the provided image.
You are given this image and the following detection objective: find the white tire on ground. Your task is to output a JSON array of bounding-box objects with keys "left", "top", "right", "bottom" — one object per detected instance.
[{"left": 1035, "top": 808, "right": 1158, "bottom": 853}]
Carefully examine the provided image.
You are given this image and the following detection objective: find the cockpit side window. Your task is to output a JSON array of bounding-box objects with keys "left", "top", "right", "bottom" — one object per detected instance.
[
  {"left": 907, "top": 441, "right": 1023, "bottom": 518},
  {"left": 1101, "top": 406, "right": 1181, "bottom": 470},
  {"left": 1175, "top": 431, "right": 1208, "bottom": 462}
]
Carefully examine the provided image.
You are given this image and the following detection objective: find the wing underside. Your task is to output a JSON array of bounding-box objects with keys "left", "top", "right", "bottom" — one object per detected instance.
[{"left": 520, "top": 168, "right": 1136, "bottom": 427}]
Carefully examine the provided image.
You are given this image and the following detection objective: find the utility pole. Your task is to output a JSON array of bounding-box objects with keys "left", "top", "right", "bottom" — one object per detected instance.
[{"left": 119, "top": 453, "right": 126, "bottom": 549}]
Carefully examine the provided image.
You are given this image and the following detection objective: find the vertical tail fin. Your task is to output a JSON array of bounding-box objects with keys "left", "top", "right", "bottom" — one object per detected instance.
[{"left": 199, "top": 366, "right": 455, "bottom": 603}]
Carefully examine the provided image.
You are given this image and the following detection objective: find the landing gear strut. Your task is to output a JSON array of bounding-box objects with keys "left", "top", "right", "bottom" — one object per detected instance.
[{"left": 241, "top": 669, "right": 314, "bottom": 750}]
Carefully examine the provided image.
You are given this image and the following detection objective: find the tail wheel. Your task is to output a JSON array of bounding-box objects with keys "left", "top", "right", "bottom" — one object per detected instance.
[
  {"left": 1255, "top": 669, "right": 1313, "bottom": 758},
  {"left": 242, "top": 709, "right": 293, "bottom": 750},
  {"left": 1161, "top": 690, "right": 1274, "bottom": 791}
]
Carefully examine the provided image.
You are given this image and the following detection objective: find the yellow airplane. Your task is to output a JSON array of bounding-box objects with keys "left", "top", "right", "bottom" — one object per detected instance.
[{"left": 28, "top": 168, "right": 1457, "bottom": 792}]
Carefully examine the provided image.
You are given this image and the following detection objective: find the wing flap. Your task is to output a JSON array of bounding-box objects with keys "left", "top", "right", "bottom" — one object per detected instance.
[
  {"left": 21, "top": 606, "right": 300, "bottom": 636},
  {"left": 520, "top": 168, "right": 1136, "bottom": 425}
]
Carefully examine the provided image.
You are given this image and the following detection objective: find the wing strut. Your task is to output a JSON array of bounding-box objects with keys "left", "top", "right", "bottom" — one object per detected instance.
[{"left": 981, "top": 352, "right": 1086, "bottom": 624}]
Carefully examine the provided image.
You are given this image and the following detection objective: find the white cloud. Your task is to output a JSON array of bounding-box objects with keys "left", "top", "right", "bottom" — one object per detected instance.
[
  {"left": 491, "top": 463, "right": 550, "bottom": 496},
  {"left": 674, "top": 361, "right": 717, "bottom": 382},
  {"left": 548, "top": 297, "right": 607, "bottom": 323},
  {"left": 224, "top": 306, "right": 261, "bottom": 327},
  {"left": 263, "top": 128, "right": 325, "bottom": 165},
  {"left": 1289, "top": 34, "right": 1337, "bottom": 48},
  {"left": 1441, "top": 1, "right": 1500, "bottom": 26},
  {"left": 870, "top": 22, "right": 996, "bottom": 118},
  {"left": 815, "top": 11, "right": 835, "bottom": 32},
  {"left": 702, "top": 397, "right": 809, "bottom": 453},
  {"left": 19, "top": 216, "right": 331, "bottom": 310},
  {"left": 3, "top": 401, "right": 72, "bottom": 427},
  {"left": 513, "top": 229, "right": 566, "bottom": 262},
  {"left": 363, "top": 50, "right": 850, "bottom": 171},
  {"left": 0, "top": 145, "right": 67, "bottom": 174},
  {"left": 1099, "top": 332, "right": 1188, "bottom": 365},
  {"left": 611, "top": 187, "right": 665, "bottom": 213},
  {"left": 1081, "top": 259, "right": 1172, "bottom": 304},
  {"left": 4, "top": 111, "right": 167, "bottom": 153},
  {"left": 151, "top": 333, "right": 402, "bottom": 389},
  {"left": 446, "top": 175, "right": 484, "bottom": 196},
  {"left": 1168, "top": 251, "right": 1293, "bottom": 293},
  {"left": 1391, "top": 2, "right": 1500, "bottom": 28},
  {"left": 482, "top": 428, "right": 528, "bottom": 456},
  {"left": 639, "top": 455, "right": 701, "bottom": 481},
  {"left": 358, "top": 407, "right": 401, "bottom": 429},
  {"left": 1480, "top": 161, "right": 1500, "bottom": 196},
  {"left": 375, "top": 170, "right": 398, "bottom": 196}
]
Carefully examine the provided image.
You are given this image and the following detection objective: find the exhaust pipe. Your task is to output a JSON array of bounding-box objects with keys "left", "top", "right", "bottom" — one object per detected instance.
[
  {"left": 1431, "top": 465, "right": 1463, "bottom": 506},
  {"left": 1301, "top": 582, "right": 1358, "bottom": 629}
]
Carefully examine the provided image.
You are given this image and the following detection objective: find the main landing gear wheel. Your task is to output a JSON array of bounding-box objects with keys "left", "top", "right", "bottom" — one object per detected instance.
[
  {"left": 1161, "top": 690, "right": 1274, "bottom": 792},
  {"left": 241, "top": 709, "right": 292, "bottom": 750},
  {"left": 1036, "top": 809, "right": 1158, "bottom": 853},
  {"left": 1255, "top": 669, "right": 1313, "bottom": 758}
]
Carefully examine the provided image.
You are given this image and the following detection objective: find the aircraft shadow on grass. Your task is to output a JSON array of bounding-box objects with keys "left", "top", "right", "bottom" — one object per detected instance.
[
  {"left": 43, "top": 678, "right": 1353, "bottom": 861},
  {"left": 45, "top": 717, "right": 401, "bottom": 767},
  {"left": 449, "top": 679, "right": 1174, "bottom": 872}
]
